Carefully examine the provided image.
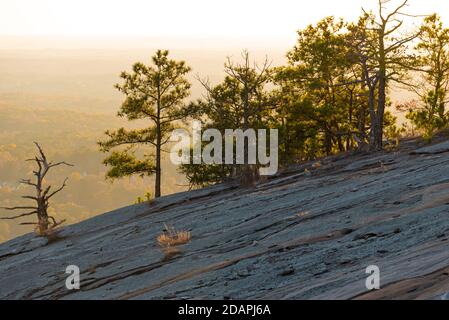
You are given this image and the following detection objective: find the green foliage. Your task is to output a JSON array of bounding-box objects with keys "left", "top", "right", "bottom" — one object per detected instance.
[
  {"left": 275, "top": 16, "right": 369, "bottom": 158},
  {"left": 180, "top": 161, "right": 233, "bottom": 189},
  {"left": 384, "top": 111, "right": 404, "bottom": 144},
  {"left": 180, "top": 52, "right": 273, "bottom": 187},
  {"left": 115, "top": 50, "right": 191, "bottom": 121},
  {"left": 99, "top": 50, "right": 192, "bottom": 197},
  {"left": 180, "top": 12, "right": 422, "bottom": 187},
  {"left": 136, "top": 192, "right": 154, "bottom": 204},
  {"left": 406, "top": 14, "right": 449, "bottom": 140},
  {"left": 102, "top": 151, "right": 155, "bottom": 179}
]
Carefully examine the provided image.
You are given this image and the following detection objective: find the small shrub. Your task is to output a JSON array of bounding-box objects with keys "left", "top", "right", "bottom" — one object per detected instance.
[
  {"left": 136, "top": 192, "right": 154, "bottom": 205},
  {"left": 136, "top": 196, "right": 144, "bottom": 204},
  {"left": 145, "top": 192, "right": 154, "bottom": 205}
]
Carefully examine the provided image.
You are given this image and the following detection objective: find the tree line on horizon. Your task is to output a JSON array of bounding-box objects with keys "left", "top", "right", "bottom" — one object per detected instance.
[{"left": 98, "top": 0, "right": 449, "bottom": 196}]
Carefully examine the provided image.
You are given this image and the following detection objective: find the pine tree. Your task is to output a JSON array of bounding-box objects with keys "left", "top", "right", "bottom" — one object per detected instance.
[
  {"left": 180, "top": 51, "right": 273, "bottom": 188},
  {"left": 406, "top": 14, "right": 449, "bottom": 139},
  {"left": 99, "top": 50, "right": 191, "bottom": 198}
]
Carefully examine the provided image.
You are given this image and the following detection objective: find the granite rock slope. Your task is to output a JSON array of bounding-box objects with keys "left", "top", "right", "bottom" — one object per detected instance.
[{"left": 1, "top": 137, "right": 449, "bottom": 300}]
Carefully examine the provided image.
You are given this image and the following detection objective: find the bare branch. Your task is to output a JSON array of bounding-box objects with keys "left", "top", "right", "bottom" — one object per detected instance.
[
  {"left": 19, "top": 179, "right": 37, "bottom": 187},
  {"left": 396, "top": 12, "right": 430, "bottom": 18},
  {"left": 45, "top": 178, "right": 69, "bottom": 200},
  {"left": 1, "top": 206, "right": 37, "bottom": 211},
  {"left": 33, "top": 142, "right": 46, "bottom": 161},
  {"left": 384, "top": 0, "right": 408, "bottom": 22},
  {"left": 21, "top": 195, "right": 38, "bottom": 201},
  {"left": 48, "top": 216, "right": 57, "bottom": 225},
  {"left": 48, "top": 161, "right": 74, "bottom": 169},
  {"left": 1, "top": 211, "right": 37, "bottom": 220}
]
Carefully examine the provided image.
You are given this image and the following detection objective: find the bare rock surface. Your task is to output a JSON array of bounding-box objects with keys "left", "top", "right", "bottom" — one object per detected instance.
[
  {"left": 411, "top": 139, "right": 449, "bottom": 155},
  {"left": 2, "top": 138, "right": 449, "bottom": 300}
]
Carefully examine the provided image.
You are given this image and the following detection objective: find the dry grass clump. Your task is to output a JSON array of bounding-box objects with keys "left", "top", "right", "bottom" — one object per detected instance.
[
  {"left": 296, "top": 211, "right": 309, "bottom": 218},
  {"left": 157, "top": 224, "right": 191, "bottom": 247},
  {"left": 157, "top": 224, "right": 191, "bottom": 260},
  {"left": 157, "top": 231, "right": 191, "bottom": 247}
]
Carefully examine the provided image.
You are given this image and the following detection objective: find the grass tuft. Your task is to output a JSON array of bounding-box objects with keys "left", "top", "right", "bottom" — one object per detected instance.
[{"left": 157, "top": 224, "right": 191, "bottom": 260}]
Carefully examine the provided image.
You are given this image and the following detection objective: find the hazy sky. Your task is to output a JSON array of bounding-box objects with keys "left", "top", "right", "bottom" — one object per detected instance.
[{"left": 1, "top": 0, "right": 449, "bottom": 48}]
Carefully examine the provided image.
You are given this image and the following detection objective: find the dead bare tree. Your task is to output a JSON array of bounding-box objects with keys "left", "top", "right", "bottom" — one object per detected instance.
[
  {"left": 0, "top": 142, "right": 73, "bottom": 235},
  {"left": 347, "top": 0, "right": 423, "bottom": 150}
]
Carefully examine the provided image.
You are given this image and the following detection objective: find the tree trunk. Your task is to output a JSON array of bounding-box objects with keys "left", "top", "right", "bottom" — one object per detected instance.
[
  {"left": 241, "top": 82, "right": 255, "bottom": 186},
  {"left": 358, "top": 102, "right": 366, "bottom": 144},
  {"left": 324, "top": 129, "right": 332, "bottom": 155},
  {"left": 337, "top": 135, "right": 344, "bottom": 152},
  {"left": 367, "top": 78, "right": 380, "bottom": 151},
  {"left": 374, "top": 26, "right": 387, "bottom": 151},
  {"left": 375, "top": 77, "right": 386, "bottom": 150},
  {"left": 155, "top": 131, "right": 161, "bottom": 198},
  {"left": 347, "top": 91, "right": 354, "bottom": 151},
  {"left": 37, "top": 200, "right": 49, "bottom": 234},
  {"left": 155, "top": 94, "right": 162, "bottom": 198}
]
